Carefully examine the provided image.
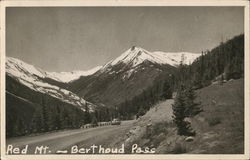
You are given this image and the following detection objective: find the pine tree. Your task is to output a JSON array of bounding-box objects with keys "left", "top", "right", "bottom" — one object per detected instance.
[
  {"left": 184, "top": 86, "right": 203, "bottom": 117},
  {"left": 219, "top": 74, "right": 224, "bottom": 85},
  {"left": 17, "top": 118, "right": 26, "bottom": 136},
  {"left": 200, "top": 51, "right": 205, "bottom": 78},
  {"left": 172, "top": 85, "right": 196, "bottom": 136},
  {"left": 192, "top": 72, "right": 202, "bottom": 89},
  {"left": 31, "top": 109, "right": 43, "bottom": 133},
  {"left": 41, "top": 97, "right": 49, "bottom": 132},
  {"left": 84, "top": 104, "right": 91, "bottom": 124},
  {"left": 91, "top": 115, "right": 98, "bottom": 126},
  {"left": 161, "top": 80, "right": 172, "bottom": 99},
  {"left": 61, "top": 108, "right": 70, "bottom": 129},
  {"left": 172, "top": 85, "right": 189, "bottom": 135},
  {"left": 138, "top": 107, "right": 146, "bottom": 116},
  {"left": 54, "top": 106, "right": 61, "bottom": 130}
]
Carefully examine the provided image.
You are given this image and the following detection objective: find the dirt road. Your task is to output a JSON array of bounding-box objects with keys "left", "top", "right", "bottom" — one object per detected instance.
[{"left": 6, "top": 120, "right": 135, "bottom": 154}]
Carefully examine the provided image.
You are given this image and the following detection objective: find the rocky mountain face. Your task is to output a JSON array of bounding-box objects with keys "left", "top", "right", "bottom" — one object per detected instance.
[{"left": 69, "top": 46, "right": 201, "bottom": 107}]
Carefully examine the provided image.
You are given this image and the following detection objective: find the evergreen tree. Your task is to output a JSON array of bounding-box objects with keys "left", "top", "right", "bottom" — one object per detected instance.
[
  {"left": 17, "top": 118, "right": 26, "bottom": 136},
  {"left": 41, "top": 97, "right": 49, "bottom": 132},
  {"left": 161, "top": 80, "right": 172, "bottom": 99},
  {"left": 84, "top": 104, "right": 91, "bottom": 124},
  {"left": 54, "top": 106, "right": 62, "bottom": 130},
  {"left": 219, "top": 74, "right": 224, "bottom": 85},
  {"left": 172, "top": 85, "right": 191, "bottom": 135},
  {"left": 31, "top": 109, "right": 43, "bottom": 133},
  {"left": 138, "top": 107, "right": 146, "bottom": 116},
  {"left": 184, "top": 86, "right": 203, "bottom": 117},
  {"left": 91, "top": 115, "right": 98, "bottom": 126},
  {"left": 172, "top": 85, "right": 196, "bottom": 136},
  {"left": 61, "top": 108, "right": 70, "bottom": 129}
]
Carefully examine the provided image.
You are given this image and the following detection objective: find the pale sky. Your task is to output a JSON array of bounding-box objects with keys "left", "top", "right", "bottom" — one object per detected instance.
[{"left": 6, "top": 7, "right": 244, "bottom": 72}]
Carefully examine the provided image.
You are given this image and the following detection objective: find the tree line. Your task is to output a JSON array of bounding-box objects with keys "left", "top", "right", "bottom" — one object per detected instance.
[
  {"left": 173, "top": 34, "right": 244, "bottom": 89},
  {"left": 172, "top": 34, "right": 244, "bottom": 136},
  {"left": 30, "top": 96, "right": 86, "bottom": 133}
]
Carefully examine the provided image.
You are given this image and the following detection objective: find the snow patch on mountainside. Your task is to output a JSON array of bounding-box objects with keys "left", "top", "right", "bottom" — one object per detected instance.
[
  {"left": 152, "top": 51, "right": 201, "bottom": 66},
  {"left": 46, "top": 66, "right": 102, "bottom": 83}
]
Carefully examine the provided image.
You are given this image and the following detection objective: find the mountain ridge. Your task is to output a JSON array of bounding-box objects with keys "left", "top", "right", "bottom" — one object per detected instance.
[
  {"left": 101, "top": 46, "right": 201, "bottom": 71},
  {"left": 6, "top": 47, "right": 201, "bottom": 109},
  {"left": 69, "top": 46, "right": 201, "bottom": 107},
  {"left": 6, "top": 57, "right": 101, "bottom": 83},
  {"left": 6, "top": 57, "right": 96, "bottom": 110}
]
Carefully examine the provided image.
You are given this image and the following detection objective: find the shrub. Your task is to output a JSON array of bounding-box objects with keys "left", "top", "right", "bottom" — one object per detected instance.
[
  {"left": 152, "top": 121, "right": 169, "bottom": 134},
  {"left": 208, "top": 117, "right": 221, "bottom": 126},
  {"left": 171, "top": 143, "right": 187, "bottom": 154}
]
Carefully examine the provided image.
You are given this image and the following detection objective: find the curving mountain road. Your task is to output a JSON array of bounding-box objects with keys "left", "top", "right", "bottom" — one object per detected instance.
[{"left": 6, "top": 120, "right": 135, "bottom": 154}]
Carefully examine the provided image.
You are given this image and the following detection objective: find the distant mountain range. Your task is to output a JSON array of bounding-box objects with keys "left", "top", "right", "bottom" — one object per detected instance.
[
  {"left": 6, "top": 46, "right": 201, "bottom": 109},
  {"left": 6, "top": 47, "right": 201, "bottom": 108}
]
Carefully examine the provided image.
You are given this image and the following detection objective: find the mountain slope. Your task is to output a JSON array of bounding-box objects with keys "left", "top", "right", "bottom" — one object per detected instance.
[
  {"left": 6, "top": 74, "right": 93, "bottom": 137},
  {"left": 6, "top": 57, "right": 97, "bottom": 109},
  {"left": 70, "top": 46, "right": 201, "bottom": 107},
  {"left": 6, "top": 57, "right": 100, "bottom": 83},
  {"left": 6, "top": 57, "right": 101, "bottom": 137},
  {"left": 120, "top": 79, "right": 243, "bottom": 154}
]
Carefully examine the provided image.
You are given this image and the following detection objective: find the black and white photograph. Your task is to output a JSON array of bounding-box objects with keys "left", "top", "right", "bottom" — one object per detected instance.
[{"left": 1, "top": 1, "right": 249, "bottom": 160}]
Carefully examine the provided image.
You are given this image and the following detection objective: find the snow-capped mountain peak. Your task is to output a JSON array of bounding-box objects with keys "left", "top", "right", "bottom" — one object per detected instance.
[
  {"left": 104, "top": 46, "right": 201, "bottom": 69},
  {"left": 109, "top": 46, "right": 150, "bottom": 66},
  {"left": 6, "top": 57, "right": 98, "bottom": 110},
  {"left": 6, "top": 57, "right": 46, "bottom": 79},
  {"left": 6, "top": 57, "right": 101, "bottom": 83}
]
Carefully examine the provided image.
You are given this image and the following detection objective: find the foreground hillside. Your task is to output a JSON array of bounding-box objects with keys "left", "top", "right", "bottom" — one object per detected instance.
[{"left": 122, "top": 78, "right": 244, "bottom": 154}]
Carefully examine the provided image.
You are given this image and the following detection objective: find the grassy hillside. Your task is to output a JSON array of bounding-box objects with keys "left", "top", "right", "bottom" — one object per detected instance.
[
  {"left": 121, "top": 78, "right": 244, "bottom": 154},
  {"left": 186, "top": 78, "right": 244, "bottom": 154}
]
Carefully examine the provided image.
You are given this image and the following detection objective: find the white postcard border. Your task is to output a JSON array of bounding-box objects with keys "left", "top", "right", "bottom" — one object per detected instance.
[{"left": 0, "top": 1, "right": 249, "bottom": 160}]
